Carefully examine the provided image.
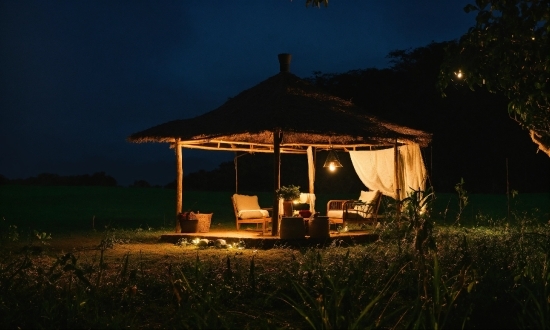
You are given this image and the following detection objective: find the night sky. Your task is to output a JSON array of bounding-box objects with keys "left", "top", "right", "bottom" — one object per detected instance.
[{"left": 0, "top": 1, "right": 477, "bottom": 186}]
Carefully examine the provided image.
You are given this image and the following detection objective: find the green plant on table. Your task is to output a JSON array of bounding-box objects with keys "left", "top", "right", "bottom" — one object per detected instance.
[{"left": 276, "top": 185, "right": 301, "bottom": 201}]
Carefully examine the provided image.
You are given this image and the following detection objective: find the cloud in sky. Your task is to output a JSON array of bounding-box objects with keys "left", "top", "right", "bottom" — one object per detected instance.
[{"left": 0, "top": 0, "right": 476, "bottom": 186}]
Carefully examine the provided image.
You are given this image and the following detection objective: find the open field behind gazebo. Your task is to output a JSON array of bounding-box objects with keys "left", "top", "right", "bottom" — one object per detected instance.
[{"left": 1, "top": 185, "right": 548, "bottom": 233}]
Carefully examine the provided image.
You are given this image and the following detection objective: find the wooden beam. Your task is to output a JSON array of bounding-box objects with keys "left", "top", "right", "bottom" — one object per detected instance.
[
  {"left": 180, "top": 139, "right": 396, "bottom": 150},
  {"left": 175, "top": 139, "right": 183, "bottom": 233},
  {"left": 181, "top": 144, "right": 306, "bottom": 154},
  {"left": 272, "top": 129, "right": 282, "bottom": 236}
]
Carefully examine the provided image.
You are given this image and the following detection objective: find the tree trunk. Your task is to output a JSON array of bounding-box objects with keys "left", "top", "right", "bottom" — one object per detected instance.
[{"left": 530, "top": 130, "right": 550, "bottom": 157}]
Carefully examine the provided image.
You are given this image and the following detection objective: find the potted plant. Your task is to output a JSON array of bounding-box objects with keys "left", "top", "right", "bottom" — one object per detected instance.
[
  {"left": 276, "top": 185, "right": 301, "bottom": 201},
  {"left": 276, "top": 185, "right": 301, "bottom": 216}
]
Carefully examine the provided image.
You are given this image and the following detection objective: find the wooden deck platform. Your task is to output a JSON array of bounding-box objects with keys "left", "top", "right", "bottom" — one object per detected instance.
[{"left": 161, "top": 229, "right": 379, "bottom": 249}]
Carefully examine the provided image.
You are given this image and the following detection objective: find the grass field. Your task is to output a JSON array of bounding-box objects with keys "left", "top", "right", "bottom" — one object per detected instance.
[
  {"left": 1, "top": 185, "right": 549, "bottom": 233},
  {"left": 2, "top": 185, "right": 550, "bottom": 329}
]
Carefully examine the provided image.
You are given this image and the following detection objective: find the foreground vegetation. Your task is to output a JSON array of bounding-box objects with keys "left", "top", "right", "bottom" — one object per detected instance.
[
  {"left": 2, "top": 219, "right": 550, "bottom": 328},
  {"left": 1, "top": 185, "right": 549, "bottom": 328}
]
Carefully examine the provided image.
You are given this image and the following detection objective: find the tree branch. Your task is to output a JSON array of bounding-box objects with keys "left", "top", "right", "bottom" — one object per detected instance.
[{"left": 530, "top": 130, "right": 550, "bottom": 157}]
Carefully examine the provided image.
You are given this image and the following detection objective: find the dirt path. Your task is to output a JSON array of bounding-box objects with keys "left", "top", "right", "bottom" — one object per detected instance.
[{"left": 5, "top": 231, "right": 299, "bottom": 276}]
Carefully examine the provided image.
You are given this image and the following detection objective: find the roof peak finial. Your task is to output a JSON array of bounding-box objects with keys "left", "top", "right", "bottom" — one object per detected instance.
[{"left": 278, "top": 53, "right": 291, "bottom": 72}]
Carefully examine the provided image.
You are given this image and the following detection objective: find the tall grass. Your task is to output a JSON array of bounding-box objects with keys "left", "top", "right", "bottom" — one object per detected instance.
[{"left": 2, "top": 220, "right": 550, "bottom": 328}]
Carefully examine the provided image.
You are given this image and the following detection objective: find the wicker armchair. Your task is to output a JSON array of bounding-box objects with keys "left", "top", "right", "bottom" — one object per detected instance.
[{"left": 326, "top": 190, "right": 382, "bottom": 226}]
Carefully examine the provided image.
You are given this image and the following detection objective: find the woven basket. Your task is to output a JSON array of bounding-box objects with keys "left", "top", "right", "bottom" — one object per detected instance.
[{"left": 195, "top": 213, "right": 213, "bottom": 233}]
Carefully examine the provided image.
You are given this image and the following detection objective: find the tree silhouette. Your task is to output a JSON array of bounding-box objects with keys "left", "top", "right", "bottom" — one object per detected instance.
[
  {"left": 439, "top": 0, "right": 550, "bottom": 156},
  {"left": 309, "top": 42, "right": 549, "bottom": 193}
]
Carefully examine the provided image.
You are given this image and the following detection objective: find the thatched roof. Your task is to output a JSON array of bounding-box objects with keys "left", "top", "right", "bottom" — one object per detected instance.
[{"left": 128, "top": 58, "right": 431, "bottom": 153}]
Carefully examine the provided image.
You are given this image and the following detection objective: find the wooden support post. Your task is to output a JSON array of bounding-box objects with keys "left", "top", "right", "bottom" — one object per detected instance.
[
  {"left": 307, "top": 146, "right": 315, "bottom": 194},
  {"left": 175, "top": 140, "right": 183, "bottom": 233},
  {"left": 234, "top": 154, "right": 238, "bottom": 193},
  {"left": 272, "top": 129, "right": 282, "bottom": 236},
  {"left": 394, "top": 141, "right": 401, "bottom": 216}
]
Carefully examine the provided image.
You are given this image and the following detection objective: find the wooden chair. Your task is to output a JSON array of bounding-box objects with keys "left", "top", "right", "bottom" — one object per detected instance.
[
  {"left": 231, "top": 194, "right": 272, "bottom": 233},
  {"left": 327, "top": 200, "right": 348, "bottom": 225},
  {"left": 326, "top": 190, "right": 382, "bottom": 227}
]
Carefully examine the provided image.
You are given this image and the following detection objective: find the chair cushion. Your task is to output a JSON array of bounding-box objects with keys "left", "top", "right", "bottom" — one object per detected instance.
[
  {"left": 327, "top": 210, "right": 343, "bottom": 219},
  {"left": 233, "top": 194, "right": 269, "bottom": 219},
  {"left": 358, "top": 190, "right": 378, "bottom": 204},
  {"left": 238, "top": 209, "right": 270, "bottom": 219},
  {"left": 233, "top": 194, "right": 261, "bottom": 211}
]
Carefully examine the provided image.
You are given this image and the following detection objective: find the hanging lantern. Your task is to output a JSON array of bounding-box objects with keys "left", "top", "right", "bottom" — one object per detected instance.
[{"left": 323, "top": 149, "right": 343, "bottom": 172}]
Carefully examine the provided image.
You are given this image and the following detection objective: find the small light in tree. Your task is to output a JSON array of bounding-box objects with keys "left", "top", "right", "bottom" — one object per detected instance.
[{"left": 456, "top": 70, "right": 463, "bottom": 79}]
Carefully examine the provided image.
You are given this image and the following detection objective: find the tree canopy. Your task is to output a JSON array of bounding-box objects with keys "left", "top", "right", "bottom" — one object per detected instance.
[
  {"left": 309, "top": 42, "right": 549, "bottom": 193},
  {"left": 439, "top": 0, "right": 550, "bottom": 156},
  {"left": 306, "top": 0, "right": 328, "bottom": 8}
]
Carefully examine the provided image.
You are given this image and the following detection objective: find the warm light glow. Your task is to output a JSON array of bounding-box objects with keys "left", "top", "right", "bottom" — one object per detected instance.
[
  {"left": 456, "top": 70, "right": 463, "bottom": 79},
  {"left": 323, "top": 148, "right": 342, "bottom": 171}
]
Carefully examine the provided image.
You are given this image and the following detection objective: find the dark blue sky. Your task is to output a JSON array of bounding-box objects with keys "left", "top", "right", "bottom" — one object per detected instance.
[{"left": 0, "top": 1, "right": 476, "bottom": 186}]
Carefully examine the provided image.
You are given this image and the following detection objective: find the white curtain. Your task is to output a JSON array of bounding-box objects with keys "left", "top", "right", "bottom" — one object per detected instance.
[
  {"left": 278, "top": 147, "right": 316, "bottom": 215},
  {"left": 399, "top": 144, "right": 427, "bottom": 199},
  {"left": 350, "top": 147, "right": 396, "bottom": 198},
  {"left": 349, "top": 144, "right": 427, "bottom": 200}
]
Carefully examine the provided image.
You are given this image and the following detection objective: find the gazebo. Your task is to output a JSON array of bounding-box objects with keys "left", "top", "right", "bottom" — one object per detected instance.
[{"left": 128, "top": 54, "right": 432, "bottom": 235}]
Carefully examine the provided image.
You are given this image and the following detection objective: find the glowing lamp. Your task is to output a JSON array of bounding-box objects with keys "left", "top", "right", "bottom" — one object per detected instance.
[{"left": 323, "top": 149, "right": 343, "bottom": 172}]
